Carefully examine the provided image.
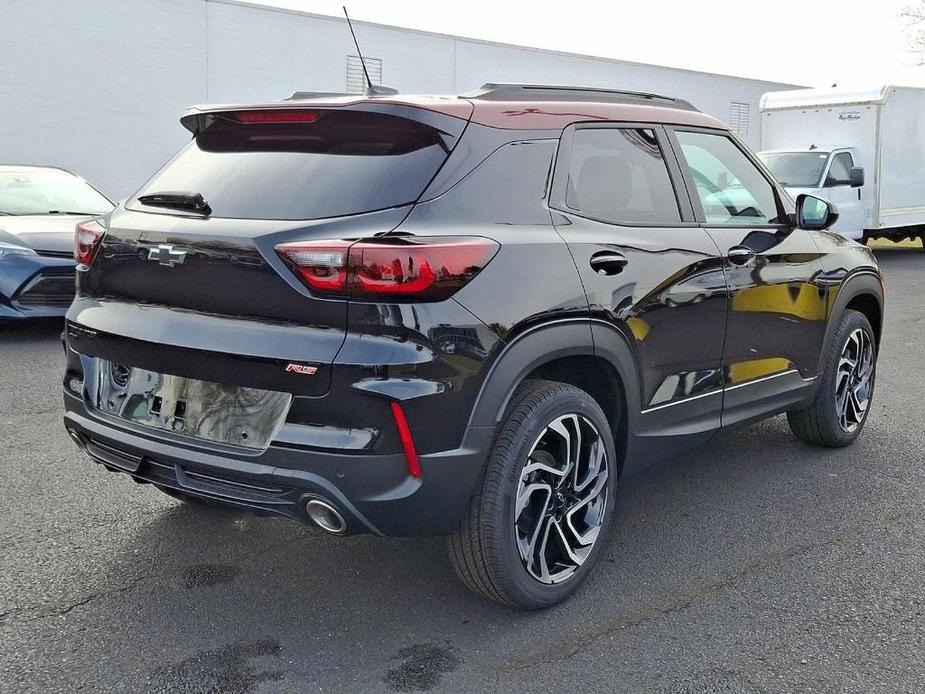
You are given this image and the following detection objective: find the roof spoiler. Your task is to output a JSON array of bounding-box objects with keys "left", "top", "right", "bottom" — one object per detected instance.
[{"left": 284, "top": 85, "right": 399, "bottom": 101}]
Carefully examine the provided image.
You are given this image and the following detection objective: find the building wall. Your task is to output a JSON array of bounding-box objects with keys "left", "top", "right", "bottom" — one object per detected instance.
[
  {"left": 0, "top": 0, "right": 801, "bottom": 199},
  {"left": 0, "top": 0, "right": 207, "bottom": 200}
]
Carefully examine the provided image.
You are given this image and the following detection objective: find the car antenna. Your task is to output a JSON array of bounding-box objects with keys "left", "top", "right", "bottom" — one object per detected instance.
[{"left": 343, "top": 6, "right": 398, "bottom": 96}]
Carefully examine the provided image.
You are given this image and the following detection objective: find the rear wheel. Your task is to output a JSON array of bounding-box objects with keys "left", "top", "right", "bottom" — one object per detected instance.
[
  {"left": 449, "top": 380, "right": 617, "bottom": 609},
  {"left": 787, "top": 309, "right": 876, "bottom": 447}
]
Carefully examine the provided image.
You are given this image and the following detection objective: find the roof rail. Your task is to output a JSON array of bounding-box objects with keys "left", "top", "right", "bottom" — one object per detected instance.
[{"left": 462, "top": 83, "right": 698, "bottom": 111}]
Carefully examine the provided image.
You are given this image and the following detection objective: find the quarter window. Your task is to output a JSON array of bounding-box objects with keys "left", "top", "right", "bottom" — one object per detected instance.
[
  {"left": 675, "top": 130, "right": 783, "bottom": 225},
  {"left": 564, "top": 128, "right": 681, "bottom": 225}
]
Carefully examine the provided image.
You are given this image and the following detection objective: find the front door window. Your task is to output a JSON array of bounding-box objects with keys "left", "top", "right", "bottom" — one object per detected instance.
[{"left": 675, "top": 131, "right": 783, "bottom": 225}]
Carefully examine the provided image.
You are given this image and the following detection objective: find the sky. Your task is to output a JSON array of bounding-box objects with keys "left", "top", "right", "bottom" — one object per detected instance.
[{"left": 250, "top": 0, "right": 925, "bottom": 88}]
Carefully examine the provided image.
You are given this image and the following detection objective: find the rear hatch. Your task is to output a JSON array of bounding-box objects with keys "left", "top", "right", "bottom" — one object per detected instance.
[{"left": 69, "top": 103, "right": 470, "bottom": 397}]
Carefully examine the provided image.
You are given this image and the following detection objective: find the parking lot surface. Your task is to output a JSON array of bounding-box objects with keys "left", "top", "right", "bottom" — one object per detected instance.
[{"left": 1, "top": 247, "right": 923, "bottom": 694}]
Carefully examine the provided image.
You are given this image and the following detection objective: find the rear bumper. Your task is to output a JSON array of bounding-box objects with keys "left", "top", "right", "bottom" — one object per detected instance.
[{"left": 63, "top": 390, "right": 493, "bottom": 536}]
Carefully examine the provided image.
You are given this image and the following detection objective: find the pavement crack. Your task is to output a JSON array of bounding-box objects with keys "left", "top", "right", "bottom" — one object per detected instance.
[
  {"left": 498, "top": 509, "right": 919, "bottom": 673},
  {"left": 0, "top": 575, "right": 149, "bottom": 626}
]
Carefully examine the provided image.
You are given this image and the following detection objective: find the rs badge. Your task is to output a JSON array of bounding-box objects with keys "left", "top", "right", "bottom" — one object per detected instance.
[{"left": 286, "top": 363, "right": 318, "bottom": 375}]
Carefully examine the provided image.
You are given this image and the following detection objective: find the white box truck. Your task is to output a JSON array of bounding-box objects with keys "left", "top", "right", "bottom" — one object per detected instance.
[{"left": 758, "top": 85, "right": 925, "bottom": 246}]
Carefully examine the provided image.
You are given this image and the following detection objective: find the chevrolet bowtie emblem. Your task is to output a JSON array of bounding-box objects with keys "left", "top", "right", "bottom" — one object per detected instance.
[{"left": 148, "top": 244, "right": 187, "bottom": 267}]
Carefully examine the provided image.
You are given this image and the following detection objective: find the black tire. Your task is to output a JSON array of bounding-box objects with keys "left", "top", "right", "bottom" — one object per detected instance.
[
  {"left": 787, "top": 309, "right": 877, "bottom": 447},
  {"left": 448, "top": 379, "right": 618, "bottom": 609}
]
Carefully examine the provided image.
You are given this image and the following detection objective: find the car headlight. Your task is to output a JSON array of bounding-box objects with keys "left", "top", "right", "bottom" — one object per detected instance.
[{"left": 0, "top": 241, "right": 38, "bottom": 259}]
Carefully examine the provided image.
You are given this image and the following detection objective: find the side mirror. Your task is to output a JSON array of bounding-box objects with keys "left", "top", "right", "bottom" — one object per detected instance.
[
  {"left": 796, "top": 194, "right": 839, "bottom": 230},
  {"left": 850, "top": 166, "right": 864, "bottom": 188}
]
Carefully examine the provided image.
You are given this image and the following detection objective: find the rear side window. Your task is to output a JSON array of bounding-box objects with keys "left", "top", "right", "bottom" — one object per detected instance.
[
  {"left": 129, "top": 111, "right": 449, "bottom": 220},
  {"left": 563, "top": 128, "right": 681, "bottom": 225}
]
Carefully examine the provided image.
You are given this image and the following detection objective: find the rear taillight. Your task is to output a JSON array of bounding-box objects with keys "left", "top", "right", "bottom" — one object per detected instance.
[
  {"left": 275, "top": 237, "right": 499, "bottom": 301},
  {"left": 276, "top": 240, "right": 351, "bottom": 293},
  {"left": 74, "top": 220, "right": 105, "bottom": 266}
]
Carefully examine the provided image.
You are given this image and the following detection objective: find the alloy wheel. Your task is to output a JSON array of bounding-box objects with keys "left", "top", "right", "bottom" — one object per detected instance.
[
  {"left": 514, "top": 414, "right": 609, "bottom": 584},
  {"left": 835, "top": 327, "right": 874, "bottom": 433}
]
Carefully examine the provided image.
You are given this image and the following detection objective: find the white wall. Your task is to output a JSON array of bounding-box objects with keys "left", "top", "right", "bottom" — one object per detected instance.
[
  {"left": 0, "top": 0, "right": 801, "bottom": 199},
  {"left": 0, "top": 0, "right": 207, "bottom": 201}
]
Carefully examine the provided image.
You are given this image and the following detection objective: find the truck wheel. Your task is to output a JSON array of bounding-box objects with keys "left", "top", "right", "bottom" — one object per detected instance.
[
  {"left": 787, "top": 309, "right": 876, "bottom": 447},
  {"left": 448, "top": 380, "right": 617, "bottom": 609}
]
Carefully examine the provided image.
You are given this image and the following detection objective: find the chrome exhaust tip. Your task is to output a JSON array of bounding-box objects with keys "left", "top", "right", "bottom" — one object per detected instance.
[
  {"left": 305, "top": 498, "right": 347, "bottom": 535},
  {"left": 66, "top": 428, "right": 86, "bottom": 452}
]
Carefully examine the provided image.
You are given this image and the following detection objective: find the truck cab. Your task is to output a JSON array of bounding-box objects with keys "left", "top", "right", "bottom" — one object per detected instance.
[{"left": 758, "top": 147, "right": 866, "bottom": 239}]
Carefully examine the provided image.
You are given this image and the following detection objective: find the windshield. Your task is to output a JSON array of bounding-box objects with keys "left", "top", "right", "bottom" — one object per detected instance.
[
  {"left": 0, "top": 169, "right": 113, "bottom": 216},
  {"left": 129, "top": 110, "right": 450, "bottom": 220},
  {"left": 759, "top": 152, "right": 830, "bottom": 188}
]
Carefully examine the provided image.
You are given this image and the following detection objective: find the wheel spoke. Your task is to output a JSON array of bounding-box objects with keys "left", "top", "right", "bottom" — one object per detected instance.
[
  {"left": 850, "top": 386, "right": 868, "bottom": 418},
  {"left": 574, "top": 437, "right": 605, "bottom": 493},
  {"left": 515, "top": 482, "right": 552, "bottom": 519},
  {"left": 552, "top": 519, "right": 590, "bottom": 568},
  {"left": 533, "top": 515, "right": 555, "bottom": 582},
  {"left": 565, "top": 468, "right": 608, "bottom": 545},
  {"left": 521, "top": 458, "right": 567, "bottom": 480}
]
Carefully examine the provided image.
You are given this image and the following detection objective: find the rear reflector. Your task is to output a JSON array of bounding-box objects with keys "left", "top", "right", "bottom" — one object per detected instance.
[
  {"left": 275, "top": 236, "right": 499, "bottom": 301},
  {"left": 390, "top": 402, "right": 421, "bottom": 478},
  {"left": 231, "top": 110, "right": 324, "bottom": 124},
  {"left": 74, "top": 220, "right": 105, "bottom": 266}
]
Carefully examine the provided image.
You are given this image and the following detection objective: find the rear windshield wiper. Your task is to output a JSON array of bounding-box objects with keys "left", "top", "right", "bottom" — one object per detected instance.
[{"left": 137, "top": 191, "right": 212, "bottom": 216}]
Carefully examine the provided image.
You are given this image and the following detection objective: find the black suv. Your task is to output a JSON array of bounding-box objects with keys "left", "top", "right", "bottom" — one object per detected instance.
[{"left": 63, "top": 84, "right": 884, "bottom": 608}]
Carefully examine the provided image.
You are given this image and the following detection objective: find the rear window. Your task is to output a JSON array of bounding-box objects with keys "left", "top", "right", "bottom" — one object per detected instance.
[{"left": 129, "top": 111, "right": 449, "bottom": 220}]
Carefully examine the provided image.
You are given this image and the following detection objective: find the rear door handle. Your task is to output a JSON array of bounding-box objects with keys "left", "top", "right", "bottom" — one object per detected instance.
[
  {"left": 590, "top": 251, "right": 628, "bottom": 276},
  {"left": 727, "top": 246, "right": 756, "bottom": 266}
]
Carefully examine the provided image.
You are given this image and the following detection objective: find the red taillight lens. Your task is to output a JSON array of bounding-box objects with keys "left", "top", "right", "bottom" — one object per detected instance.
[
  {"left": 276, "top": 237, "right": 499, "bottom": 301},
  {"left": 276, "top": 240, "right": 350, "bottom": 293},
  {"left": 352, "top": 238, "right": 497, "bottom": 300},
  {"left": 231, "top": 110, "right": 324, "bottom": 124},
  {"left": 74, "top": 220, "right": 105, "bottom": 266}
]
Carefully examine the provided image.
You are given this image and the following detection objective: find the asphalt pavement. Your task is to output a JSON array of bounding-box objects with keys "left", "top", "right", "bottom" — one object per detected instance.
[{"left": 1, "top": 247, "right": 923, "bottom": 693}]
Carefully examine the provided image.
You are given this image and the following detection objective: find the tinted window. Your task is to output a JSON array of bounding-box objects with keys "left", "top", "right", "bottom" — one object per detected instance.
[
  {"left": 0, "top": 169, "right": 112, "bottom": 216},
  {"left": 826, "top": 152, "right": 854, "bottom": 185},
  {"left": 129, "top": 111, "right": 448, "bottom": 220},
  {"left": 564, "top": 128, "right": 680, "bottom": 225},
  {"left": 675, "top": 131, "right": 782, "bottom": 225}
]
